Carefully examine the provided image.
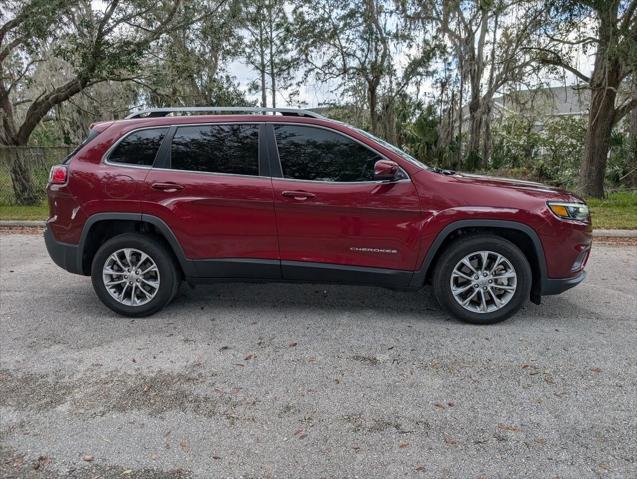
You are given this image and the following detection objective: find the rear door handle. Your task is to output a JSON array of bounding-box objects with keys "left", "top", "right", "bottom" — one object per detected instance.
[
  {"left": 281, "top": 190, "right": 315, "bottom": 200},
  {"left": 152, "top": 182, "right": 184, "bottom": 192}
]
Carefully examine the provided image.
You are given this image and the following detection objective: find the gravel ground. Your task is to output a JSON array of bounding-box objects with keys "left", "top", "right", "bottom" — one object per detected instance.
[{"left": 0, "top": 234, "right": 635, "bottom": 479}]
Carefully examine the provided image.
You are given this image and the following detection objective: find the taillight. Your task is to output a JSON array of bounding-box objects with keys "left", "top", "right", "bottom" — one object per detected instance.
[{"left": 49, "top": 165, "right": 68, "bottom": 185}]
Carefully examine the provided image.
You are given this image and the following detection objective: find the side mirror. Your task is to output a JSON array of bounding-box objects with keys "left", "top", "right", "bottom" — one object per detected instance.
[{"left": 374, "top": 159, "right": 400, "bottom": 181}]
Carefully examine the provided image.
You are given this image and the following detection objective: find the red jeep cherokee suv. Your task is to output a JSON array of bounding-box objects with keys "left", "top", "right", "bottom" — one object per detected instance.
[{"left": 44, "top": 107, "right": 592, "bottom": 324}]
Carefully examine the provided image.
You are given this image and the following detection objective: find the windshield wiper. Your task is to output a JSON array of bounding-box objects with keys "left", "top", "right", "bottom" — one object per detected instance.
[{"left": 429, "top": 166, "right": 456, "bottom": 176}]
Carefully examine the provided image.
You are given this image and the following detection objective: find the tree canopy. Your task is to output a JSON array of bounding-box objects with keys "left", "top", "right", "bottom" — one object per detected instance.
[{"left": 1, "top": 0, "right": 636, "bottom": 203}]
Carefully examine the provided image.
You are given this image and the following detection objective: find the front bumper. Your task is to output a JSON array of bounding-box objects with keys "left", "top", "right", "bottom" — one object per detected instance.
[
  {"left": 44, "top": 227, "right": 82, "bottom": 274},
  {"left": 541, "top": 270, "right": 587, "bottom": 295}
]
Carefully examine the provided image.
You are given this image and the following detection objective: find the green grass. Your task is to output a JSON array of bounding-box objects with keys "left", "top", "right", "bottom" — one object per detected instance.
[
  {"left": 0, "top": 204, "right": 48, "bottom": 220},
  {"left": 0, "top": 191, "right": 635, "bottom": 229},
  {"left": 587, "top": 191, "right": 637, "bottom": 230}
]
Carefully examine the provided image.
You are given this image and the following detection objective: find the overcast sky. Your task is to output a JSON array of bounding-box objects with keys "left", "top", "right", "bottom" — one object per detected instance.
[
  {"left": 227, "top": 58, "right": 342, "bottom": 108},
  {"left": 228, "top": 55, "right": 595, "bottom": 110},
  {"left": 225, "top": 10, "right": 597, "bottom": 109}
]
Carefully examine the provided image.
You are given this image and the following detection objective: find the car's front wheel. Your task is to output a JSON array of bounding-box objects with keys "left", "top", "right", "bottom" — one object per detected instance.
[
  {"left": 433, "top": 235, "right": 532, "bottom": 324},
  {"left": 91, "top": 233, "right": 179, "bottom": 317}
]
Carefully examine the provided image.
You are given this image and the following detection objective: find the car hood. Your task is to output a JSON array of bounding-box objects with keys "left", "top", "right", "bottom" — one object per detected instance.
[{"left": 452, "top": 172, "right": 583, "bottom": 202}]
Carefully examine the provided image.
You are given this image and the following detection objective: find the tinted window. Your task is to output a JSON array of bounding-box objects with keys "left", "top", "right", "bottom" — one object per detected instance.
[
  {"left": 108, "top": 128, "right": 167, "bottom": 166},
  {"left": 63, "top": 128, "right": 101, "bottom": 164},
  {"left": 171, "top": 124, "right": 259, "bottom": 176},
  {"left": 274, "top": 125, "right": 381, "bottom": 182}
]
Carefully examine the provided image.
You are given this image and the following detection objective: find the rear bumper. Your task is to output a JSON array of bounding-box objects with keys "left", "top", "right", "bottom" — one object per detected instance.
[
  {"left": 541, "top": 270, "right": 586, "bottom": 295},
  {"left": 44, "top": 227, "right": 83, "bottom": 275}
]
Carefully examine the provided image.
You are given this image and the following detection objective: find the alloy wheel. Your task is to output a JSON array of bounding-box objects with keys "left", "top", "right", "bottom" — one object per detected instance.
[
  {"left": 450, "top": 250, "right": 517, "bottom": 313},
  {"left": 102, "top": 248, "right": 160, "bottom": 306}
]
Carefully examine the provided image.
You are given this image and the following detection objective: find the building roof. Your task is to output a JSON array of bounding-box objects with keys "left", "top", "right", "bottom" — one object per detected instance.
[{"left": 493, "top": 85, "right": 590, "bottom": 118}]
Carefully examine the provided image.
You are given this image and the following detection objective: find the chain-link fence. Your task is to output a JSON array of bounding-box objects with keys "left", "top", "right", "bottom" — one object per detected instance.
[{"left": 0, "top": 146, "right": 74, "bottom": 205}]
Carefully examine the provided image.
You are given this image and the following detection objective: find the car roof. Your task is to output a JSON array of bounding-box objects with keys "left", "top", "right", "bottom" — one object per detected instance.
[
  {"left": 106, "top": 114, "right": 353, "bottom": 133},
  {"left": 125, "top": 107, "right": 325, "bottom": 119}
]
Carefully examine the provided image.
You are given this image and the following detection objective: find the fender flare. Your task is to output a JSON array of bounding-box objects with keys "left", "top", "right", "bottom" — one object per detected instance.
[
  {"left": 78, "top": 212, "right": 195, "bottom": 276},
  {"left": 409, "top": 219, "right": 548, "bottom": 289}
]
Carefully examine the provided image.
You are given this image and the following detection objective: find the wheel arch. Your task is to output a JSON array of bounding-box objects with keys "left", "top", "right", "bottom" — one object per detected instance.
[
  {"left": 411, "top": 220, "right": 547, "bottom": 301},
  {"left": 77, "top": 213, "right": 194, "bottom": 276}
]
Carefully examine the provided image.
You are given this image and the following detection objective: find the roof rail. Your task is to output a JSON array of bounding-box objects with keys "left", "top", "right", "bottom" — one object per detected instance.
[{"left": 124, "top": 107, "right": 326, "bottom": 120}]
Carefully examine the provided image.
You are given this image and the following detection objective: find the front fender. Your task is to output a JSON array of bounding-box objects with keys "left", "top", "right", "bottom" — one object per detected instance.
[{"left": 410, "top": 216, "right": 548, "bottom": 290}]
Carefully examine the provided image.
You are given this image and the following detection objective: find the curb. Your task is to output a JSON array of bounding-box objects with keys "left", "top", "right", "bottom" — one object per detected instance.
[
  {"left": 1, "top": 220, "right": 636, "bottom": 238},
  {"left": 0, "top": 220, "right": 46, "bottom": 227},
  {"left": 592, "top": 229, "right": 637, "bottom": 238}
]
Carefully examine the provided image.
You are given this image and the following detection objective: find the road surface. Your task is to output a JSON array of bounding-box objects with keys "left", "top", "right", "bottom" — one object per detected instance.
[{"left": 1, "top": 234, "right": 635, "bottom": 478}]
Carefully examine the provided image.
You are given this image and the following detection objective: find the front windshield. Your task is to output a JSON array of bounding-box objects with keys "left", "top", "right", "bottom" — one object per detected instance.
[{"left": 354, "top": 128, "right": 428, "bottom": 170}]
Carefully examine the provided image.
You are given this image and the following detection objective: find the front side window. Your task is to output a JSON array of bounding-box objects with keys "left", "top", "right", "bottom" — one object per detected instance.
[
  {"left": 108, "top": 128, "right": 168, "bottom": 166},
  {"left": 274, "top": 125, "right": 381, "bottom": 182},
  {"left": 355, "top": 127, "right": 427, "bottom": 170},
  {"left": 171, "top": 124, "right": 259, "bottom": 176}
]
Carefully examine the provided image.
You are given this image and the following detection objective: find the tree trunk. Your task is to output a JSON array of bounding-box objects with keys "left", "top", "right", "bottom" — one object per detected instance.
[
  {"left": 382, "top": 98, "right": 397, "bottom": 145},
  {"left": 466, "top": 96, "right": 482, "bottom": 170},
  {"left": 579, "top": 85, "right": 617, "bottom": 198},
  {"left": 630, "top": 89, "right": 637, "bottom": 141},
  {"left": 463, "top": 8, "right": 487, "bottom": 171},
  {"left": 368, "top": 80, "right": 379, "bottom": 135},
  {"left": 482, "top": 12, "right": 498, "bottom": 168},
  {"left": 631, "top": 92, "right": 637, "bottom": 154},
  {"left": 9, "top": 148, "right": 40, "bottom": 206},
  {"left": 260, "top": 67, "right": 267, "bottom": 108},
  {"left": 1, "top": 67, "right": 38, "bottom": 204},
  {"left": 629, "top": 102, "right": 637, "bottom": 188},
  {"left": 627, "top": 75, "right": 637, "bottom": 188},
  {"left": 481, "top": 100, "right": 492, "bottom": 165},
  {"left": 455, "top": 25, "right": 464, "bottom": 168},
  {"left": 270, "top": 52, "right": 276, "bottom": 108},
  {"left": 444, "top": 89, "right": 456, "bottom": 169},
  {"left": 259, "top": 21, "right": 267, "bottom": 108},
  {"left": 577, "top": 4, "right": 621, "bottom": 199},
  {"left": 268, "top": 9, "right": 276, "bottom": 109},
  {"left": 457, "top": 74, "right": 463, "bottom": 167}
]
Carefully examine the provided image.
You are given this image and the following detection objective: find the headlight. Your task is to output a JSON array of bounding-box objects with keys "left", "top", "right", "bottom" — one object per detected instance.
[{"left": 547, "top": 201, "right": 590, "bottom": 222}]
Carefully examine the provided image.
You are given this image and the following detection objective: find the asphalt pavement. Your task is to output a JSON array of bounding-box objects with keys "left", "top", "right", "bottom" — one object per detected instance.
[{"left": 1, "top": 234, "right": 636, "bottom": 478}]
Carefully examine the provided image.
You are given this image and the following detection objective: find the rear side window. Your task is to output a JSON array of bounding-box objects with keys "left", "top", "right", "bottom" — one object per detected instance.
[
  {"left": 170, "top": 124, "right": 259, "bottom": 176},
  {"left": 63, "top": 128, "right": 101, "bottom": 164},
  {"left": 274, "top": 125, "right": 381, "bottom": 182},
  {"left": 108, "top": 128, "right": 168, "bottom": 166}
]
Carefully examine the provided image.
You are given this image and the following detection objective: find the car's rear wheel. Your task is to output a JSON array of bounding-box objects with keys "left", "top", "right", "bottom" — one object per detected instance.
[
  {"left": 433, "top": 235, "right": 532, "bottom": 324},
  {"left": 91, "top": 233, "right": 179, "bottom": 317}
]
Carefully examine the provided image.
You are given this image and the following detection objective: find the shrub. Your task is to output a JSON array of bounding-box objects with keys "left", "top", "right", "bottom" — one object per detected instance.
[{"left": 489, "top": 114, "right": 634, "bottom": 188}]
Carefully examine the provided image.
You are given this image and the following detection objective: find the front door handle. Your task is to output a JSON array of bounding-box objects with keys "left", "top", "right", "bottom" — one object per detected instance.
[
  {"left": 281, "top": 190, "right": 316, "bottom": 200},
  {"left": 152, "top": 182, "right": 184, "bottom": 192}
]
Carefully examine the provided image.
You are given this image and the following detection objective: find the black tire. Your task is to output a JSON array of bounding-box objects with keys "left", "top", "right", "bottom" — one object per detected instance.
[
  {"left": 432, "top": 235, "right": 532, "bottom": 325},
  {"left": 91, "top": 233, "right": 180, "bottom": 317}
]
